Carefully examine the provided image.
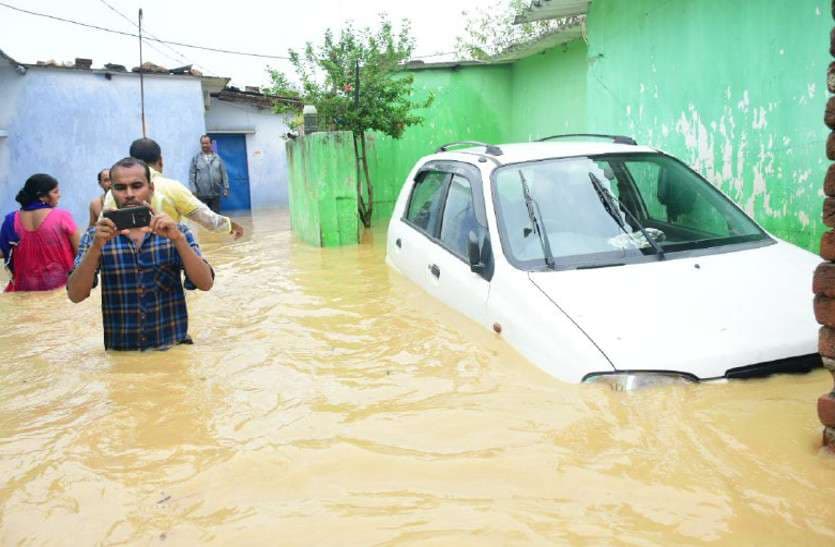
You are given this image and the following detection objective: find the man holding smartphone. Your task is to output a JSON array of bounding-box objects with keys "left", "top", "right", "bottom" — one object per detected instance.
[{"left": 67, "top": 157, "right": 214, "bottom": 351}]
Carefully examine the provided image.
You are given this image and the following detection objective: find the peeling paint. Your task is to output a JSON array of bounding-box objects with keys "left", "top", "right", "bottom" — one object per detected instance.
[
  {"left": 737, "top": 90, "right": 750, "bottom": 112},
  {"left": 585, "top": 0, "right": 829, "bottom": 251},
  {"left": 752, "top": 107, "right": 767, "bottom": 130}
]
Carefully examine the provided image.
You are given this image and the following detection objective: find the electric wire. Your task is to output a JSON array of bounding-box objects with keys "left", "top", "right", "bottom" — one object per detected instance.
[
  {"left": 0, "top": 1, "right": 293, "bottom": 60},
  {"left": 3, "top": 1, "right": 458, "bottom": 65},
  {"left": 94, "top": 0, "right": 223, "bottom": 76},
  {"left": 96, "top": 0, "right": 191, "bottom": 67}
]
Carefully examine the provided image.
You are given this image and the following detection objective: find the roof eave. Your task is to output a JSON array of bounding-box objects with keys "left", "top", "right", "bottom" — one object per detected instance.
[
  {"left": 513, "top": 0, "right": 591, "bottom": 24},
  {"left": 0, "top": 48, "right": 26, "bottom": 73},
  {"left": 489, "top": 22, "right": 584, "bottom": 63}
]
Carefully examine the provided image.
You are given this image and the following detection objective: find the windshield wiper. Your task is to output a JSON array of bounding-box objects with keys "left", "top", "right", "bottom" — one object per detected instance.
[
  {"left": 519, "top": 170, "right": 556, "bottom": 269},
  {"left": 588, "top": 172, "right": 665, "bottom": 259}
]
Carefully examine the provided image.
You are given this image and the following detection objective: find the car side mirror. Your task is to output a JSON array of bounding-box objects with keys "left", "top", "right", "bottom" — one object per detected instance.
[{"left": 468, "top": 231, "right": 485, "bottom": 274}]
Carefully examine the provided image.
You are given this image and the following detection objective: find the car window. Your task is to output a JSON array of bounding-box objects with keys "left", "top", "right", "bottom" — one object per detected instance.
[
  {"left": 405, "top": 170, "right": 448, "bottom": 236},
  {"left": 624, "top": 161, "right": 664, "bottom": 219},
  {"left": 440, "top": 174, "right": 476, "bottom": 258},
  {"left": 623, "top": 158, "right": 740, "bottom": 237}
]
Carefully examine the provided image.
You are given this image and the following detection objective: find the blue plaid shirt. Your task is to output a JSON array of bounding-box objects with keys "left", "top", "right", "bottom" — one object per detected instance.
[{"left": 73, "top": 224, "right": 209, "bottom": 351}]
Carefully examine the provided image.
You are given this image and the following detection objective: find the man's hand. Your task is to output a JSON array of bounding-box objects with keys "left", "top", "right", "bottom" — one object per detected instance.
[
  {"left": 223, "top": 189, "right": 229, "bottom": 197},
  {"left": 230, "top": 221, "right": 244, "bottom": 240},
  {"left": 93, "top": 215, "right": 121, "bottom": 248},
  {"left": 149, "top": 213, "right": 183, "bottom": 242}
]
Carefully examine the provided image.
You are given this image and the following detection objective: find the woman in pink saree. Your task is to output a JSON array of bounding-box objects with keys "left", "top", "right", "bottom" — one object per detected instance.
[{"left": 0, "top": 174, "right": 80, "bottom": 292}]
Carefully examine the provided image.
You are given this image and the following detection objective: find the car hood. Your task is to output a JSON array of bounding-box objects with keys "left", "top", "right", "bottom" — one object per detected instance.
[{"left": 528, "top": 242, "right": 820, "bottom": 379}]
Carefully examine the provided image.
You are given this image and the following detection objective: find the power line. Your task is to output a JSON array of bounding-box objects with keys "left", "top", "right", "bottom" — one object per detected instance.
[
  {"left": 94, "top": 0, "right": 220, "bottom": 75},
  {"left": 96, "top": 0, "right": 188, "bottom": 64},
  {"left": 95, "top": 0, "right": 188, "bottom": 67},
  {"left": 0, "top": 1, "right": 292, "bottom": 60},
  {"left": 3, "top": 1, "right": 459, "bottom": 68}
]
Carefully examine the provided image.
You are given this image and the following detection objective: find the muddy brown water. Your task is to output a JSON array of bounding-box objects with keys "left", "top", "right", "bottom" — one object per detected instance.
[{"left": 1, "top": 209, "right": 834, "bottom": 545}]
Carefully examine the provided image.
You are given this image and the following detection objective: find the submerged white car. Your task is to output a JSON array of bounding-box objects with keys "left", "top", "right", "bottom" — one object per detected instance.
[{"left": 386, "top": 136, "right": 822, "bottom": 387}]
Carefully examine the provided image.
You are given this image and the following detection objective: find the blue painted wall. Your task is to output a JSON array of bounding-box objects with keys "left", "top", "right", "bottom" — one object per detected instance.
[{"left": 0, "top": 65, "right": 206, "bottom": 228}]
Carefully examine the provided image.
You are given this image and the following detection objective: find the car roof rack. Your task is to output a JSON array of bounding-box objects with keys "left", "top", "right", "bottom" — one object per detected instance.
[
  {"left": 536, "top": 133, "right": 637, "bottom": 145},
  {"left": 436, "top": 141, "right": 504, "bottom": 156}
]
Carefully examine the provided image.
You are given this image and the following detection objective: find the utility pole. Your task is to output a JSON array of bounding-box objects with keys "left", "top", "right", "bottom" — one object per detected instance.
[{"left": 138, "top": 8, "right": 146, "bottom": 137}]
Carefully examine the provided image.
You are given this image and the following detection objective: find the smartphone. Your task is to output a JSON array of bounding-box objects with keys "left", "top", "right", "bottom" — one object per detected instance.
[{"left": 103, "top": 206, "right": 152, "bottom": 230}]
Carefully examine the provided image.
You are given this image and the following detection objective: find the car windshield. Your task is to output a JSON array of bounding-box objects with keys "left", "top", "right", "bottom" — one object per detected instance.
[{"left": 492, "top": 153, "right": 769, "bottom": 270}]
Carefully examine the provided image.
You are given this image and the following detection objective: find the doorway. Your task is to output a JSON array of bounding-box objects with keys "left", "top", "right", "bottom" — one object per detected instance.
[{"left": 209, "top": 133, "right": 252, "bottom": 211}]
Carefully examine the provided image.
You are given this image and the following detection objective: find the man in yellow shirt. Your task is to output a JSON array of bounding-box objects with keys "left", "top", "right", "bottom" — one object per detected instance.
[{"left": 102, "top": 138, "right": 244, "bottom": 239}]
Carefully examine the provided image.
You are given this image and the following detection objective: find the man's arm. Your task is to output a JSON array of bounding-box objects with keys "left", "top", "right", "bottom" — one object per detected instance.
[
  {"left": 188, "top": 155, "right": 198, "bottom": 193},
  {"left": 220, "top": 158, "right": 230, "bottom": 196},
  {"left": 166, "top": 181, "right": 244, "bottom": 238},
  {"left": 88, "top": 199, "right": 99, "bottom": 228},
  {"left": 67, "top": 221, "right": 116, "bottom": 303},
  {"left": 149, "top": 214, "right": 213, "bottom": 290}
]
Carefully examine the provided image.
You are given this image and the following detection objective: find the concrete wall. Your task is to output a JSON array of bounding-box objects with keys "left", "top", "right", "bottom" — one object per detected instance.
[
  {"left": 367, "top": 65, "right": 513, "bottom": 222},
  {"left": 286, "top": 132, "right": 359, "bottom": 247},
  {"left": 585, "top": 0, "right": 830, "bottom": 250},
  {"left": 286, "top": 0, "right": 829, "bottom": 251},
  {"left": 0, "top": 66, "right": 206, "bottom": 228},
  {"left": 508, "top": 38, "right": 588, "bottom": 141},
  {"left": 204, "top": 99, "right": 291, "bottom": 208},
  {"left": 0, "top": 64, "right": 24, "bottom": 207}
]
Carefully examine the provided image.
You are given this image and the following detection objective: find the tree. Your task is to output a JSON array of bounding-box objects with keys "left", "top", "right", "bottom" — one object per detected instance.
[
  {"left": 263, "top": 67, "right": 302, "bottom": 115},
  {"left": 285, "top": 15, "right": 433, "bottom": 228},
  {"left": 455, "top": 0, "right": 582, "bottom": 60}
]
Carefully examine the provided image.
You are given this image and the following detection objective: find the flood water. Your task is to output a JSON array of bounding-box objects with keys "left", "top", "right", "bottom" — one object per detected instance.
[{"left": 1, "top": 209, "right": 834, "bottom": 545}]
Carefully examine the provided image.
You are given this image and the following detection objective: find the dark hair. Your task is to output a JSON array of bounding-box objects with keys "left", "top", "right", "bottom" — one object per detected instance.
[
  {"left": 15, "top": 173, "right": 58, "bottom": 206},
  {"left": 129, "top": 138, "right": 162, "bottom": 164},
  {"left": 200, "top": 134, "right": 211, "bottom": 142},
  {"left": 97, "top": 168, "right": 110, "bottom": 183},
  {"left": 110, "top": 157, "right": 151, "bottom": 185}
]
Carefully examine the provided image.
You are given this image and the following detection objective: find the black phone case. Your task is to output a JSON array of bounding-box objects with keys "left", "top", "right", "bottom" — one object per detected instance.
[{"left": 103, "top": 206, "right": 152, "bottom": 230}]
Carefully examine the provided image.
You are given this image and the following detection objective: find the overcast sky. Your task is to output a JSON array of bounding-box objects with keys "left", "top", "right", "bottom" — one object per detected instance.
[{"left": 0, "top": 0, "right": 488, "bottom": 88}]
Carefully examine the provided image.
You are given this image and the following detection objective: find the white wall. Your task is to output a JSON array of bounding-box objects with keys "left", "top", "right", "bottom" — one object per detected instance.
[{"left": 204, "top": 99, "right": 291, "bottom": 207}]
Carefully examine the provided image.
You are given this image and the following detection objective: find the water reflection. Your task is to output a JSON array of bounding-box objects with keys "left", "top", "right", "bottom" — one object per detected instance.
[{"left": 0, "top": 209, "right": 834, "bottom": 545}]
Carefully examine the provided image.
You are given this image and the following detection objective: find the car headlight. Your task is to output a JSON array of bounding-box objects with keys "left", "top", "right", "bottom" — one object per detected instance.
[{"left": 582, "top": 371, "right": 698, "bottom": 391}]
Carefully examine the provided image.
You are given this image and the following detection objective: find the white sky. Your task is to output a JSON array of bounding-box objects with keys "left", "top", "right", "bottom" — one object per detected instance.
[{"left": 0, "top": 0, "right": 486, "bottom": 88}]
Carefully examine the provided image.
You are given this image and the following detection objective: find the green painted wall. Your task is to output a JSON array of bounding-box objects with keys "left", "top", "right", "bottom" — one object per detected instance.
[
  {"left": 286, "top": 132, "right": 359, "bottom": 247},
  {"left": 509, "top": 39, "right": 588, "bottom": 141},
  {"left": 367, "top": 65, "right": 513, "bottom": 223},
  {"left": 585, "top": 0, "right": 830, "bottom": 250},
  {"left": 288, "top": 0, "right": 829, "bottom": 251}
]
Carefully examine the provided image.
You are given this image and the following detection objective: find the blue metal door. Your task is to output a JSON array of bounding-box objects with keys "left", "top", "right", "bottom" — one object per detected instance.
[{"left": 209, "top": 133, "right": 251, "bottom": 212}]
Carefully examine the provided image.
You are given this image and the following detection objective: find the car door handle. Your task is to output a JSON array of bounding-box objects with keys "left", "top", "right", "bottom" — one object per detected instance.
[
  {"left": 396, "top": 238, "right": 401, "bottom": 248},
  {"left": 428, "top": 264, "right": 440, "bottom": 278}
]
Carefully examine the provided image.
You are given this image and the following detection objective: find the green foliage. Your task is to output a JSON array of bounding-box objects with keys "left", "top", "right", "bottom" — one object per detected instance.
[
  {"left": 285, "top": 14, "right": 434, "bottom": 228},
  {"left": 264, "top": 67, "right": 302, "bottom": 115},
  {"left": 288, "top": 15, "right": 434, "bottom": 138},
  {"left": 455, "top": 0, "right": 581, "bottom": 60}
]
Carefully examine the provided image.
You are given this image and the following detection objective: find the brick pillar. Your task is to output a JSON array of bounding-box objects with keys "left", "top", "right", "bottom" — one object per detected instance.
[{"left": 816, "top": 3, "right": 835, "bottom": 451}]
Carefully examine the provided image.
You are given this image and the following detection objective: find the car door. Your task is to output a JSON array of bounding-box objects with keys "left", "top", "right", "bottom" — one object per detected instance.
[
  {"left": 390, "top": 169, "right": 450, "bottom": 298},
  {"left": 429, "top": 172, "right": 490, "bottom": 323}
]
